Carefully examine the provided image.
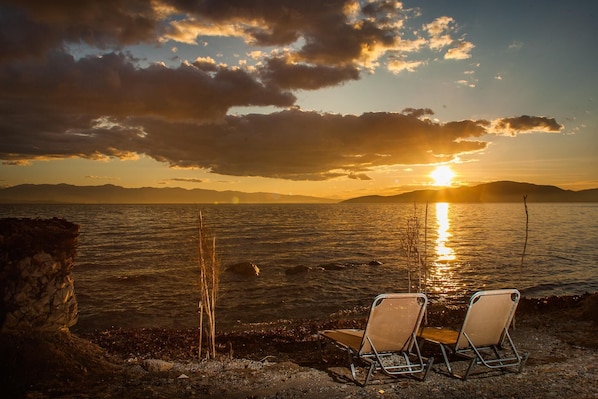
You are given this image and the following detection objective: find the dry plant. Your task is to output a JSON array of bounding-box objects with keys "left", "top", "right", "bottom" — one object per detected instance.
[
  {"left": 196, "top": 211, "right": 220, "bottom": 359},
  {"left": 400, "top": 203, "right": 429, "bottom": 296},
  {"left": 520, "top": 195, "right": 529, "bottom": 267}
]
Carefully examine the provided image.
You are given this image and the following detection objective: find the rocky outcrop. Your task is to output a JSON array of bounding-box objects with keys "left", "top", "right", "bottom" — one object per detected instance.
[{"left": 0, "top": 218, "right": 80, "bottom": 332}]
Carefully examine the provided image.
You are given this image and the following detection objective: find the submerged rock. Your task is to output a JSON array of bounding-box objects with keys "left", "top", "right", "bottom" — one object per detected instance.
[
  {"left": 285, "top": 265, "right": 316, "bottom": 275},
  {"left": 227, "top": 262, "right": 260, "bottom": 276},
  {"left": 319, "top": 263, "right": 347, "bottom": 271}
]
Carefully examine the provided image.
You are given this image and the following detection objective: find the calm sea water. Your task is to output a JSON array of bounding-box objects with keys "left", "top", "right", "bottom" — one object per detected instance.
[{"left": 1, "top": 203, "right": 597, "bottom": 332}]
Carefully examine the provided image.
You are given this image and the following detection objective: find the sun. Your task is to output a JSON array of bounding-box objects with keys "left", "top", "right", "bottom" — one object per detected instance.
[{"left": 430, "top": 165, "right": 455, "bottom": 186}]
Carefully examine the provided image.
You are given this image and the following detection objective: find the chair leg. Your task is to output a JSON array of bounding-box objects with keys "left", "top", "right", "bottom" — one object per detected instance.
[
  {"left": 412, "top": 335, "right": 435, "bottom": 381},
  {"left": 362, "top": 362, "right": 376, "bottom": 387},
  {"left": 462, "top": 356, "right": 477, "bottom": 380},
  {"left": 421, "top": 356, "right": 435, "bottom": 381},
  {"left": 434, "top": 343, "right": 475, "bottom": 380},
  {"left": 518, "top": 352, "right": 529, "bottom": 373},
  {"left": 346, "top": 351, "right": 376, "bottom": 387},
  {"left": 347, "top": 349, "right": 359, "bottom": 383},
  {"left": 438, "top": 344, "right": 454, "bottom": 376}
]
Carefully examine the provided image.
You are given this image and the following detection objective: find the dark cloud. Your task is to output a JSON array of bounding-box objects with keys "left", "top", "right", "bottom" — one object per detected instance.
[
  {"left": 0, "top": 0, "right": 467, "bottom": 72},
  {"left": 164, "top": 0, "right": 430, "bottom": 70},
  {"left": 259, "top": 57, "right": 360, "bottom": 90},
  {"left": 401, "top": 108, "right": 435, "bottom": 118},
  {"left": 0, "top": 50, "right": 295, "bottom": 122},
  {"left": 171, "top": 178, "right": 203, "bottom": 183},
  {"left": 1, "top": 106, "right": 558, "bottom": 181},
  {"left": 0, "top": 5, "right": 60, "bottom": 62},
  {"left": 0, "top": 0, "right": 160, "bottom": 61},
  {"left": 166, "top": 1, "right": 353, "bottom": 45},
  {"left": 495, "top": 115, "right": 562, "bottom": 135},
  {"left": 142, "top": 109, "right": 473, "bottom": 180},
  {"left": 0, "top": 0, "right": 563, "bottom": 183}
]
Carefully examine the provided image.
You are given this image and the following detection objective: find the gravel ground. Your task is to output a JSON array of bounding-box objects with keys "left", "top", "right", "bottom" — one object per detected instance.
[{"left": 2, "top": 294, "right": 597, "bottom": 399}]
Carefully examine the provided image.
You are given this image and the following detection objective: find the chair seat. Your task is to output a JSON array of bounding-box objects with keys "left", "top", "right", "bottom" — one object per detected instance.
[
  {"left": 419, "top": 327, "right": 459, "bottom": 345},
  {"left": 319, "top": 329, "right": 364, "bottom": 352}
]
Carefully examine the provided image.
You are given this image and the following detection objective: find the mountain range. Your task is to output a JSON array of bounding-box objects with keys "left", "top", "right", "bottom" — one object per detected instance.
[
  {"left": 0, "top": 183, "right": 334, "bottom": 204},
  {"left": 0, "top": 181, "right": 596, "bottom": 204},
  {"left": 342, "top": 181, "right": 598, "bottom": 203}
]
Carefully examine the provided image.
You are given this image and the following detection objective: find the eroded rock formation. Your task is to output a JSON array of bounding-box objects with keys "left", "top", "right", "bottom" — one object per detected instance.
[{"left": 0, "top": 218, "right": 80, "bottom": 332}]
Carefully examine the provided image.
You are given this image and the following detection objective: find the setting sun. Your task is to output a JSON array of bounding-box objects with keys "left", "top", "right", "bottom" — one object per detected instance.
[{"left": 430, "top": 165, "right": 455, "bottom": 186}]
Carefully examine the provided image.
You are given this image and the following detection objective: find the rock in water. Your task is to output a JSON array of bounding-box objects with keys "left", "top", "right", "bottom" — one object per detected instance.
[
  {"left": 227, "top": 262, "right": 260, "bottom": 276},
  {"left": 285, "top": 265, "right": 313, "bottom": 275}
]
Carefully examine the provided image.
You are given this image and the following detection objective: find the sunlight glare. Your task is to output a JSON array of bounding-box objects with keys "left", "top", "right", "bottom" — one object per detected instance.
[
  {"left": 430, "top": 165, "right": 455, "bottom": 186},
  {"left": 429, "top": 202, "right": 458, "bottom": 295},
  {"left": 434, "top": 202, "right": 455, "bottom": 262}
]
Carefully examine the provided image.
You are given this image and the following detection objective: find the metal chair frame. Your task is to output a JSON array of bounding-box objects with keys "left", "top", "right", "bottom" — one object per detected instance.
[
  {"left": 419, "top": 289, "right": 529, "bottom": 380},
  {"left": 319, "top": 293, "right": 434, "bottom": 386}
]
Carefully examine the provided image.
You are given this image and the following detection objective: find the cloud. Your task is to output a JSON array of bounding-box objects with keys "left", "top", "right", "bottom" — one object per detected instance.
[
  {"left": 0, "top": 1, "right": 563, "bottom": 184},
  {"left": 0, "top": 50, "right": 295, "bottom": 123},
  {"left": 1, "top": 1, "right": 476, "bottom": 80},
  {"left": 171, "top": 178, "right": 204, "bottom": 184},
  {"left": 0, "top": 0, "right": 161, "bottom": 61},
  {"left": 259, "top": 56, "right": 360, "bottom": 90},
  {"left": 388, "top": 58, "right": 425, "bottom": 74},
  {"left": 445, "top": 40, "right": 475, "bottom": 60},
  {"left": 348, "top": 172, "right": 373, "bottom": 181},
  {"left": 1, "top": 104, "right": 559, "bottom": 181},
  {"left": 425, "top": 16, "right": 456, "bottom": 49},
  {"left": 133, "top": 109, "right": 494, "bottom": 181},
  {"left": 508, "top": 40, "right": 524, "bottom": 51},
  {"left": 423, "top": 15, "right": 474, "bottom": 61},
  {"left": 492, "top": 116, "right": 563, "bottom": 135},
  {"left": 85, "top": 175, "right": 120, "bottom": 181}
]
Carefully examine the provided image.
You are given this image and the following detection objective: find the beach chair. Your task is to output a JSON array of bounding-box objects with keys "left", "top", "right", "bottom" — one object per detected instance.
[
  {"left": 419, "top": 288, "right": 529, "bottom": 380},
  {"left": 318, "top": 292, "right": 433, "bottom": 386}
]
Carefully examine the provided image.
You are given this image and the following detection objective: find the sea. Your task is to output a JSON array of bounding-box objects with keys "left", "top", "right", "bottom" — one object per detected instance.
[{"left": 1, "top": 203, "right": 597, "bottom": 333}]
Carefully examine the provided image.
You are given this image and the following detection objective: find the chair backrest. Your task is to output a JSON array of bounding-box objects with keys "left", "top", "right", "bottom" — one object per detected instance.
[
  {"left": 455, "top": 289, "right": 520, "bottom": 350},
  {"left": 359, "top": 292, "right": 427, "bottom": 355}
]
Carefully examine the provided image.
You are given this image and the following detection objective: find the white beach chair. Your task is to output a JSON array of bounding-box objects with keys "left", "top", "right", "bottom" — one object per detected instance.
[
  {"left": 419, "top": 288, "right": 529, "bottom": 380},
  {"left": 318, "top": 292, "right": 433, "bottom": 386}
]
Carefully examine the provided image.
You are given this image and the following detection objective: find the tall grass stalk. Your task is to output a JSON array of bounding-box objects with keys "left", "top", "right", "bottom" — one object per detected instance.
[
  {"left": 197, "top": 211, "right": 220, "bottom": 359},
  {"left": 520, "top": 195, "right": 529, "bottom": 267},
  {"left": 400, "top": 203, "right": 429, "bottom": 296}
]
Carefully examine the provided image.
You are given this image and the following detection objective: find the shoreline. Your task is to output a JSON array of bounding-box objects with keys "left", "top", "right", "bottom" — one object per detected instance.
[
  {"left": 70, "top": 289, "right": 598, "bottom": 335},
  {"left": 2, "top": 293, "right": 597, "bottom": 398},
  {"left": 80, "top": 293, "right": 598, "bottom": 359}
]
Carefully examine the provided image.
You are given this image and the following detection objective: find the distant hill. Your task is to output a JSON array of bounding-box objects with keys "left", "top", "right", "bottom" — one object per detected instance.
[
  {"left": 342, "top": 181, "right": 598, "bottom": 203},
  {"left": 0, "top": 184, "right": 336, "bottom": 204},
  {"left": 1, "top": 181, "right": 596, "bottom": 204}
]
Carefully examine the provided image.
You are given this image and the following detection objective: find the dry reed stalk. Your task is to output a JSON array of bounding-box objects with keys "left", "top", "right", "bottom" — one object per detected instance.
[
  {"left": 197, "top": 211, "right": 220, "bottom": 359},
  {"left": 400, "top": 203, "right": 429, "bottom": 297},
  {"left": 521, "top": 195, "right": 529, "bottom": 267}
]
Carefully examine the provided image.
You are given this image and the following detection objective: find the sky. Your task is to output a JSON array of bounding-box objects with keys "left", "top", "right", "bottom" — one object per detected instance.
[{"left": 0, "top": 0, "right": 596, "bottom": 200}]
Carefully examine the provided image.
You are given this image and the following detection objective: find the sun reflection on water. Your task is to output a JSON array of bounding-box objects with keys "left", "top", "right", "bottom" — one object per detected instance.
[
  {"left": 429, "top": 202, "right": 459, "bottom": 296},
  {"left": 435, "top": 202, "right": 455, "bottom": 262}
]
